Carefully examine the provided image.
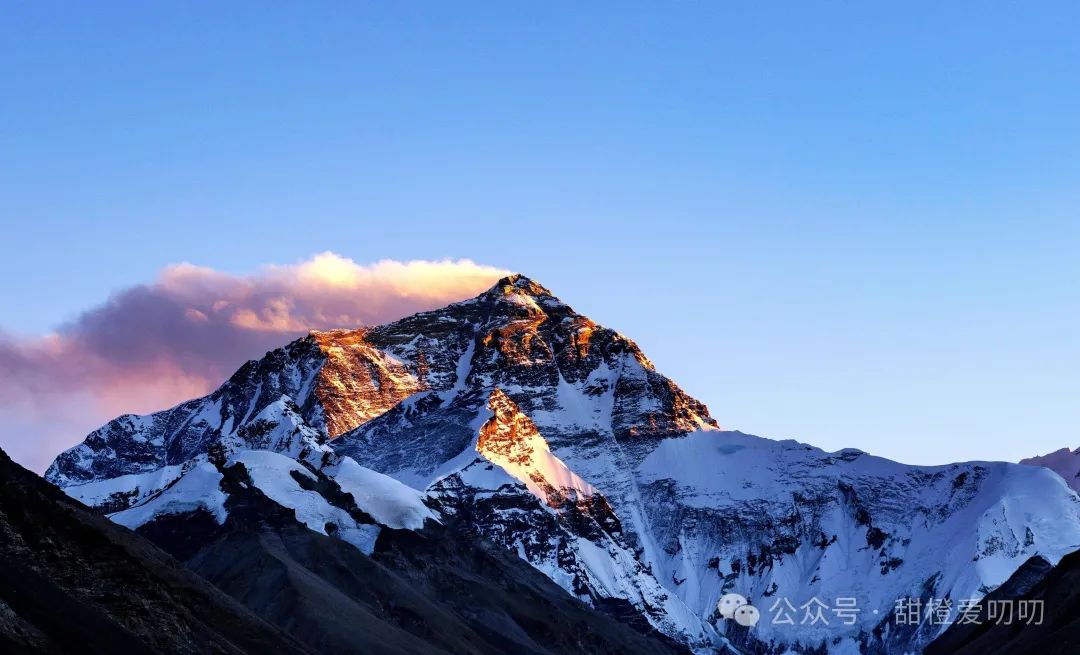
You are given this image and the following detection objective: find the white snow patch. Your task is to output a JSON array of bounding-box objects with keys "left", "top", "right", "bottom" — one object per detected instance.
[
  {"left": 65, "top": 462, "right": 188, "bottom": 509},
  {"left": 328, "top": 457, "right": 437, "bottom": 529},
  {"left": 439, "top": 337, "right": 475, "bottom": 407},
  {"left": 232, "top": 450, "right": 381, "bottom": 554},
  {"left": 111, "top": 461, "right": 227, "bottom": 528}
]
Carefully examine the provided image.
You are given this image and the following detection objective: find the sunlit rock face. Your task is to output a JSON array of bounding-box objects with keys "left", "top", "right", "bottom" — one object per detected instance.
[
  {"left": 45, "top": 326, "right": 424, "bottom": 486},
  {"left": 309, "top": 328, "right": 424, "bottom": 437},
  {"left": 476, "top": 389, "right": 598, "bottom": 506},
  {"left": 45, "top": 275, "right": 1080, "bottom": 655}
]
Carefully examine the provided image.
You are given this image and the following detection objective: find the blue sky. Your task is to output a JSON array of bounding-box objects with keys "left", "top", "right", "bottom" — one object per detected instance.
[{"left": 1, "top": 2, "right": 1078, "bottom": 465}]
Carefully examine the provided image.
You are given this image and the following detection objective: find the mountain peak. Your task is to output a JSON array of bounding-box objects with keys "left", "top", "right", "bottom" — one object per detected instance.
[
  {"left": 496, "top": 272, "right": 541, "bottom": 288},
  {"left": 484, "top": 274, "right": 556, "bottom": 301}
]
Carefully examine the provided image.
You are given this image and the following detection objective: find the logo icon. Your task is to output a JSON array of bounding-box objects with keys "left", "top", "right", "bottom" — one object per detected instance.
[
  {"left": 718, "top": 593, "right": 761, "bottom": 627},
  {"left": 734, "top": 604, "right": 761, "bottom": 627},
  {"left": 718, "top": 593, "right": 748, "bottom": 619}
]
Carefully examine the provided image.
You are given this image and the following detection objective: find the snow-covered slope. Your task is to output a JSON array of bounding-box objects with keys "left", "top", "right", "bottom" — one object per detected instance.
[
  {"left": 56, "top": 393, "right": 435, "bottom": 558},
  {"left": 327, "top": 456, "right": 437, "bottom": 530},
  {"left": 428, "top": 388, "right": 719, "bottom": 647},
  {"left": 65, "top": 446, "right": 431, "bottom": 556},
  {"left": 46, "top": 275, "right": 1080, "bottom": 654},
  {"left": 1021, "top": 446, "right": 1080, "bottom": 493},
  {"left": 638, "top": 431, "right": 1080, "bottom": 651},
  {"left": 111, "top": 460, "right": 228, "bottom": 530}
]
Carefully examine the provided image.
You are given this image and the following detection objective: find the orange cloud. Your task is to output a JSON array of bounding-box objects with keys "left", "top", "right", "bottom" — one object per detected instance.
[{"left": 0, "top": 253, "right": 509, "bottom": 472}]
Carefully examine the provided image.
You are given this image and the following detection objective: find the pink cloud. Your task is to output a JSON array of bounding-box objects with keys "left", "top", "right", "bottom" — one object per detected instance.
[{"left": 0, "top": 253, "right": 509, "bottom": 472}]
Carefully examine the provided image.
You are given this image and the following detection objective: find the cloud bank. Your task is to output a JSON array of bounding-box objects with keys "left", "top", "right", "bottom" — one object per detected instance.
[{"left": 0, "top": 253, "right": 509, "bottom": 472}]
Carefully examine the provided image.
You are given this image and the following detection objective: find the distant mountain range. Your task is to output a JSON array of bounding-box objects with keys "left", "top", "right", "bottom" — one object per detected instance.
[{"left": 34, "top": 275, "right": 1080, "bottom": 654}]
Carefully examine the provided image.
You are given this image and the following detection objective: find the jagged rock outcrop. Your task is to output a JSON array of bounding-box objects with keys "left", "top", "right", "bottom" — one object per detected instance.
[
  {"left": 476, "top": 389, "right": 600, "bottom": 508},
  {"left": 45, "top": 330, "right": 420, "bottom": 487},
  {"left": 423, "top": 389, "right": 711, "bottom": 643}
]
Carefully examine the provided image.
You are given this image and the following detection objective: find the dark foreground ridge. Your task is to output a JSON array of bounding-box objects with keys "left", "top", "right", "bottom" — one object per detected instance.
[
  {"left": 1, "top": 443, "right": 687, "bottom": 655},
  {"left": 0, "top": 446, "right": 306, "bottom": 655},
  {"left": 135, "top": 456, "right": 689, "bottom": 655},
  {"left": 926, "top": 550, "right": 1080, "bottom": 655}
]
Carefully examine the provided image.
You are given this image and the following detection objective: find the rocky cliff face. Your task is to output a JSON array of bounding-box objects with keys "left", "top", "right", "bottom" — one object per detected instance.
[
  {"left": 476, "top": 389, "right": 599, "bottom": 507},
  {"left": 45, "top": 275, "right": 1080, "bottom": 654}
]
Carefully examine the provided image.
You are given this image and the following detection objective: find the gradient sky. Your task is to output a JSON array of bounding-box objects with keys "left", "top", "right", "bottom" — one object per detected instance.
[{"left": 2, "top": 2, "right": 1078, "bottom": 468}]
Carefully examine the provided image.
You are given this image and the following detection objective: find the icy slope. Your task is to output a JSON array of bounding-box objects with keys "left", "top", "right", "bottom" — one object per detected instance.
[
  {"left": 636, "top": 430, "right": 1080, "bottom": 651},
  {"left": 61, "top": 438, "right": 435, "bottom": 557},
  {"left": 111, "top": 460, "right": 228, "bottom": 531},
  {"left": 328, "top": 457, "right": 437, "bottom": 530}
]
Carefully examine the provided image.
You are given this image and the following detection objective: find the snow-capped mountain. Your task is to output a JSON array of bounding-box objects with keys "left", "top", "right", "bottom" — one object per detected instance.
[
  {"left": 46, "top": 275, "right": 1080, "bottom": 654},
  {"left": 1021, "top": 447, "right": 1080, "bottom": 493}
]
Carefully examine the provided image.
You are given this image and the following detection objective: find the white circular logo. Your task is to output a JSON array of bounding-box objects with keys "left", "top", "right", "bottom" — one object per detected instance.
[
  {"left": 734, "top": 604, "right": 761, "bottom": 627},
  {"left": 717, "top": 593, "right": 748, "bottom": 619}
]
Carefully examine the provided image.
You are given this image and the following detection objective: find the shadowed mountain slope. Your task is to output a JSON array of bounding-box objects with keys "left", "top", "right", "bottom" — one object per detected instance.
[
  {"left": 0, "top": 446, "right": 307, "bottom": 655},
  {"left": 133, "top": 456, "right": 690, "bottom": 655},
  {"left": 926, "top": 549, "right": 1080, "bottom": 655}
]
